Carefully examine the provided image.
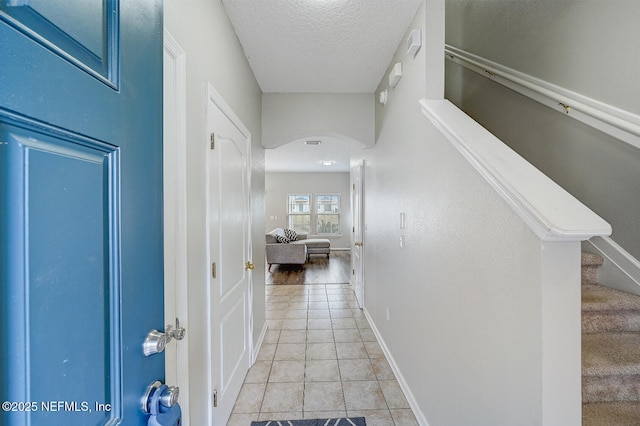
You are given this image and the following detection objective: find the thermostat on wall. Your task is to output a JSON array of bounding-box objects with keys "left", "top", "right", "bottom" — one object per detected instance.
[{"left": 407, "top": 29, "right": 422, "bottom": 57}]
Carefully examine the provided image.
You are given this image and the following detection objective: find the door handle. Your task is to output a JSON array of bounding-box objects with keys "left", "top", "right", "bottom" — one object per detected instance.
[
  {"left": 245, "top": 261, "right": 255, "bottom": 270},
  {"left": 354, "top": 242, "right": 363, "bottom": 246},
  {"left": 143, "top": 318, "right": 186, "bottom": 356}
]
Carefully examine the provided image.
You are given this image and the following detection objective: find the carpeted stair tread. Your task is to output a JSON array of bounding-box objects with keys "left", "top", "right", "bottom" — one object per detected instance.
[
  {"left": 583, "top": 332, "right": 640, "bottom": 377},
  {"left": 582, "top": 253, "right": 605, "bottom": 285},
  {"left": 582, "top": 285, "right": 640, "bottom": 333},
  {"left": 583, "top": 401, "right": 640, "bottom": 426},
  {"left": 583, "top": 311, "right": 640, "bottom": 334},
  {"left": 583, "top": 373, "right": 640, "bottom": 402},
  {"left": 582, "top": 252, "right": 605, "bottom": 267},
  {"left": 582, "top": 284, "right": 640, "bottom": 312}
]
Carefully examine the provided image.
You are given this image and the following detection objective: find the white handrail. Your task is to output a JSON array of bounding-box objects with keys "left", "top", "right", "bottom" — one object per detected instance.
[
  {"left": 420, "top": 99, "right": 612, "bottom": 242},
  {"left": 445, "top": 45, "right": 640, "bottom": 151}
]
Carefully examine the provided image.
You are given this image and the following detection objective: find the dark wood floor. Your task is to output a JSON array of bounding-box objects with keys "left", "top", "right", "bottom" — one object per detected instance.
[{"left": 266, "top": 250, "right": 351, "bottom": 285}]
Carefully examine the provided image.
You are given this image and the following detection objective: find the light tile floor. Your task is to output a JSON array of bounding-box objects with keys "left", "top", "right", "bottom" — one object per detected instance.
[{"left": 228, "top": 284, "right": 419, "bottom": 426}]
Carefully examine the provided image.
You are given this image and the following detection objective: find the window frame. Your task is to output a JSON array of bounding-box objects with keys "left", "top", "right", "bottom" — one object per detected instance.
[
  {"left": 286, "top": 193, "right": 312, "bottom": 234},
  {"left": 314, "top": 193, "right": 341, "bottom": 236},
  {"left": 285, "top": 192, "right": 341, "bottom": 236}
]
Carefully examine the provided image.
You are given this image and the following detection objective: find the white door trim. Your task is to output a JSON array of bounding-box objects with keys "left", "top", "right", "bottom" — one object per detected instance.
[
  {"left": 351, "top": 161, "right": 365, "bottom": 309},
  {"left": 163, "top": 28, "right": 190, "bottom": 425}
]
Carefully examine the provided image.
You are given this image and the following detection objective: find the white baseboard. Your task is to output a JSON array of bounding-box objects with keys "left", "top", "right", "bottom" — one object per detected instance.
[
  {"left": 252, "top": 321, "right": 269, "bottom": 364},
  {"left": 585, "top": 236, "right": 640, "bottom": 296},
  {"left": 363, "top": 307, "right": 430, "bottom": 426}
]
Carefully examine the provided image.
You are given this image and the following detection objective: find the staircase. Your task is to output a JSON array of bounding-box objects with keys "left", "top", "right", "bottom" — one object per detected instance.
[{"left": 582, "top": 252, "right": 640, "bottom": 425}]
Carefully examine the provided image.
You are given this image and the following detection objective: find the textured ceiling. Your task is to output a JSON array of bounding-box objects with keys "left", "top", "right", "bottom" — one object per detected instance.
[{"left": 222, "top": 0, "right": 423, "bottom": 93}]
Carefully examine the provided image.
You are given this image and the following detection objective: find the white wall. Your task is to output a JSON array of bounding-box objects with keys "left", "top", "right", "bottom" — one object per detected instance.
[
  {"left": 265, "top": 172, "right": 352, "bottom": 249},
  {"left": 262, "top": 93, "right": 375, "bottom": 148},
  {"left": 363, "top": 2, "right": 583, "bottom": 424},
  {"left": 164, "top": 2, "right": 265, "bottom": 424}
]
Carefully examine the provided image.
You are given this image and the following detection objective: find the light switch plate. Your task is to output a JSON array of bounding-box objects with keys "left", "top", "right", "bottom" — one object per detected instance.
[{"left": 389, "top": 63, "right": 402, "bottom": 88}]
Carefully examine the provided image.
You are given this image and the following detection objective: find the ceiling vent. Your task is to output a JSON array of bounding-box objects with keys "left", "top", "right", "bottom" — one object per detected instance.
[{"left": 305, "top": 140, "right": 321, "bottom": 146}]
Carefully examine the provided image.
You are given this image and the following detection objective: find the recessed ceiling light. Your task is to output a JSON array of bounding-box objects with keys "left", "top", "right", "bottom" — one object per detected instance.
[
  {"left": 305, "top": 140, "right": 321, "bottom": 146},
  {"left": 321, "top": 160, "right": 335, "bottom": 166}
]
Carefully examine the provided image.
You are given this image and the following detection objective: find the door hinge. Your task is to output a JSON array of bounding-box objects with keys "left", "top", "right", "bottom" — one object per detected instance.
[
  {"left": 353, "top": 183, "right": 355, "bottom": 190},
  {"left": 353, "top": 226, "right": 355, "bottom": 233},
  {"left": 213, "top": 390, "right": 218, "bottom": 407},
  {"left": 353, "top": 269, "right": 355, "bottom": 276},
  {"left": 210, "top": 133, "right": 215, "bottom": 150},
  {"left": 211, "top": 262, "right": 216, "bottom": 279}
]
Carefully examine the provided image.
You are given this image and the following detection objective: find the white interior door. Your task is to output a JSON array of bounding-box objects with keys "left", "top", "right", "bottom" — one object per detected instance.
[
  {"left": 206, "top": 83, "right": 253, "bottom": 425},
  {"left": 352, "top": 162, "right": 365, "bottom": 308}
]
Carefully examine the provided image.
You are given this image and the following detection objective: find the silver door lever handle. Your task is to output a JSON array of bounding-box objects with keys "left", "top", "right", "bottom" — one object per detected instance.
[{"left": 143, "top": 318, "right": 186, "bottom": 356}]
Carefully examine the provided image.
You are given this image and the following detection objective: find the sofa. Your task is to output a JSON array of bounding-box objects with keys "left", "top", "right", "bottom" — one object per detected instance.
[{"left": 265, "top": 228, "right": 331, "bottom": 271}]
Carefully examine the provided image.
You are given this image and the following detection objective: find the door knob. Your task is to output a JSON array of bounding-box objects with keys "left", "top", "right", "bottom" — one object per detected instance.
[
  {"left": 143, "top": 330, "right": 168, "bottom": 356},
  {"left": 142, "top": 381, "right": 180, "bottom": 413},
  {"left": 143, "top": 318, "right": 186, "bottom": 356},
  {"left": 143, "top": 381, "right": 182, "bottom": 425},
  {"left": 245, "top": 261, "right": 255, "bottom": 270}
]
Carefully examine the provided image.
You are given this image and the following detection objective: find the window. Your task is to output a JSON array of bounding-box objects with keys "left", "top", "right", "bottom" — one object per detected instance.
[
  {"left": 286, "top": 193, "right": 341, "bottom": 235},
  {"left": 315, "top": 194, "right": 340, "bottom": 235},
  {"left": 287, "top": 194, "right": 311, "bottom": 234}
]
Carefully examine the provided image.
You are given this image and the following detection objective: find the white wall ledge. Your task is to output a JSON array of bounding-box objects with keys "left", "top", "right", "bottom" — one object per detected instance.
[{"left": 420, "top": 99, "right": 612, "bottom": 242}]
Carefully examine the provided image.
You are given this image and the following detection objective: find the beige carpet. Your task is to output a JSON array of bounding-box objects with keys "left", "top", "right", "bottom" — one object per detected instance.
[
  {"left": 583, "top": 402, "right": 640, "bottom": 426},
  {"left": 581, "top": 253, "right": 640, "bottom": 424},
  {"left": 582, "top": 284, "right": 640, "bottom": 333}
]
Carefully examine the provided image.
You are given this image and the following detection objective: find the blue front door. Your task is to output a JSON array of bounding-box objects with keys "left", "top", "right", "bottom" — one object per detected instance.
[{"left": 0, "top": 1, "right": 164, "bottom": 425}]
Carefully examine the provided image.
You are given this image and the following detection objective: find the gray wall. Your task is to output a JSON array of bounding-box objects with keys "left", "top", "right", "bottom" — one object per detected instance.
[
  {"left": 445, "top": 0, "right": 640, "bottom": 261},
  {"left": 265, "top": 172, "right": 352, "bottom": 249}
]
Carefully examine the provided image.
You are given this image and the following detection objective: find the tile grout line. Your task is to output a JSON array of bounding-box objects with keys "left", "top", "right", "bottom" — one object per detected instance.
[
  {"left": 330, "top": 284, "right": 349, "bottom": 418},
  {"left": 254, "top": 283, "right": 405, "bottom": 423}
]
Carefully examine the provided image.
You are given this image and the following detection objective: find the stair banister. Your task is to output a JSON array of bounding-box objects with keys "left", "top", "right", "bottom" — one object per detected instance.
[
  {"left": 419, "top": 98, "right": 612, "bottom": 426},
  {"left": 420, "top": 99, "right": 611, "bottom": 241}
]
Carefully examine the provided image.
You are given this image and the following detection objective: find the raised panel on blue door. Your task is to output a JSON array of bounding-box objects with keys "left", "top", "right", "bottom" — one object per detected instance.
[
  {"left": 0, "top": 115, "right": 123, "bottom": 425},
  {"left": 0, "top": 0, "right": 119, "bottom": 87}
]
